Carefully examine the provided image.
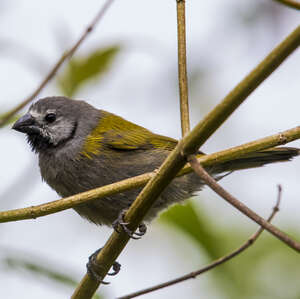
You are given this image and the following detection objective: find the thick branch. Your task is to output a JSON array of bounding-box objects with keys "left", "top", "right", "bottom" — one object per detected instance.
[
  {"left": 0, "top": 0, "right": 115, "bottom": 127},
  {"left": 187, "top": 155, "right": 300, "bottom": 251},
  {"left": 1, "top": 126, "right": 299, "bottom": 224},
  {"left": 117, "top": 186, "right": 282, "bottom": 299},
  {"left": 0, "top": 173, "right": 152, "bottom": 223}
]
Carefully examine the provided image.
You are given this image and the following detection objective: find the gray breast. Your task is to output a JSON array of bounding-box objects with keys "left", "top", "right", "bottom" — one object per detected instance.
[{"left": 38, "top": 147, "right": 203, "bottom": 226}]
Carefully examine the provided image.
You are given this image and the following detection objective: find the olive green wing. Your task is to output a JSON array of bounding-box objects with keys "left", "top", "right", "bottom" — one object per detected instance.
[
  {"left": 104, "top": 129, "right": 178, "bottom": 151},
  {"left": 81, "top": 110, "right": 178, "bottom": 157},
  {"left": 147, "top": 133, "right": 178, "bottom": 151}
]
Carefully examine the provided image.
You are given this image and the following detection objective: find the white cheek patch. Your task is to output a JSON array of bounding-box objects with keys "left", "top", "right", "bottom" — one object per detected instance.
[
  {"left": 47, "top": 120, "right": 75, "bottom": 145},
  {"left": 29, "top": 107, "right": 75, "bottom": 146}
]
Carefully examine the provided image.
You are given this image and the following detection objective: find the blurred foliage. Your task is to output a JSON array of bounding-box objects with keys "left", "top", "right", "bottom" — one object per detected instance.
[
  {"left": 233, "top": 2, "right": 281, "bottom": 26},
  {"left": 160, "top": 202, "right": 300, "bottom": 299},
  {"left": 0, "top": 39, "right": 49, "bottom": 76},
  {"left": 57, "top": 45, "right": 121, "bottom": 97},
  {"left": 160, "top": 201, "right": 223, "bottom": 259},
  {"left": 0, "top": 160, "right": 39, "bottom": 210},
  {"left": 5, "top": 256, "right": 78, "bottom": 287},
  {"left": 229, "top": 1, "right": 287, "bottom": 47},
  {"left": 4, "top": 256, "right": 104, "bottom": 299}
]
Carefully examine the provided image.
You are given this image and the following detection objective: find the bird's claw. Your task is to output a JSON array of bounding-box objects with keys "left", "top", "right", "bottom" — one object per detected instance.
[
  {"left": 108, "top": 260, "right": 121, "bottom": 276},
  {"left": 112, "top": 210, "right": 147, "bottom": 240},
  {"left": 86, "top": 248, "right": 121, "bottom": 284}
]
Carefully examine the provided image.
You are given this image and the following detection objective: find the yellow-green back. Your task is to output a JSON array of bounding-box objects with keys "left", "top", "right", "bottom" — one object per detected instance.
[{"left": 80, "top": 111, "right": 178, "bottom": 158}]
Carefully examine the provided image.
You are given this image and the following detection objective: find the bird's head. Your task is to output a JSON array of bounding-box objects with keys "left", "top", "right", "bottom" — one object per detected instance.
[{"left": 12, "top": 96, "right": 98, "bottom": 153}]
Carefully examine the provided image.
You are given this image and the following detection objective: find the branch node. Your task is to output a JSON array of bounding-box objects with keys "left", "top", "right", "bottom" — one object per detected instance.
[
  {"left": 278, "top": 133, "right": 288, "bottom": 144},
  {"left": 30, "top": 207, "right": 37, "bottom": 219}
]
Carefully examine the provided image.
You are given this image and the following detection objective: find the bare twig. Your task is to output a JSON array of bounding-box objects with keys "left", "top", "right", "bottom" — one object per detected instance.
[
  {"left": 117, "top": 186, "right": 282, "bottom": 299},
  {"left": 187, "top": 155, "right": 300, "bottom": 251},
  {"left": 177, "top": 0, "right": 190, "bottom": 136},
  {"left": 1, "top": 126, "right": 299, "bottom": 224},
  {"left": 0, "top": 0, "right": 115, "bottom": 127},
  {"left": 273, "top": 0, "right": 300, "bottom": 10}
]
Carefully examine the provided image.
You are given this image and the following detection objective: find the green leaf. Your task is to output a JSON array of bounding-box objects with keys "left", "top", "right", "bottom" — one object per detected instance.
[
  {"left": 58, "top": 45, "right": 121, "bottom": 97},
  {"left": 160, "top": 202, "right": 300, "bottom": 299},
  {"left": 159, "top": 202, "right": 244, "bottom": 298},
  {"left": 159, "top": 201, "right": 225, "bottom": 259}
]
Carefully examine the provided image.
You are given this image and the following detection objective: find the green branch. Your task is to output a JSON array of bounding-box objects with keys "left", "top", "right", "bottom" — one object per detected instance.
[{"left": 177, "top": 0, "right": 190, "bottom": 136}]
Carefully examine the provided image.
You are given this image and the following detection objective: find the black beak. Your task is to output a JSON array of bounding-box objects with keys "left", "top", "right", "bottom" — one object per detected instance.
[{"left": 12, "top": 113, "right": 40, "bottom": 134}]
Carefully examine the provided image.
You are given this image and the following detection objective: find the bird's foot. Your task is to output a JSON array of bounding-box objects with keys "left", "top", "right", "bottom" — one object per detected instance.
[
  {"left": 112, "top": 209, "right": 147, "bottom": 240},
  {"left": 86, "top": 248, "right": 121, "bottom": 284}
]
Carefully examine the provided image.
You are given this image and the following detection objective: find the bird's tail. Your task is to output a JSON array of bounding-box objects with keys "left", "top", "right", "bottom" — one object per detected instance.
[{"left": 208, "top": 147, "right": 300, "bottom": 174}]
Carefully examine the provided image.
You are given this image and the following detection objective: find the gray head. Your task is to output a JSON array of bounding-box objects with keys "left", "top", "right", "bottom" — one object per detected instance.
[{"left": 12, "top": 96, "right": 100, "bottom": 153}]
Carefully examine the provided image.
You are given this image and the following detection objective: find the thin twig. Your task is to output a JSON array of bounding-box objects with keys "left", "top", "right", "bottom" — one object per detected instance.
[
  {"left": 117, "top": 185, "right": 282, "bottom": 299},
  {"left": 187, "top": 155, "right": 300, "bottom": 251},
  {"left": 177, "top": 0, "right": 190, "bottom": 136},
  {"left": 1, "top": 126, "right": 299, "bottom": 224},
  {"left": 0, "top": 0, "right": 115, "bottom": 127},
  {"left": 273, "top": 0, "right": 300, "bottom": 10}
]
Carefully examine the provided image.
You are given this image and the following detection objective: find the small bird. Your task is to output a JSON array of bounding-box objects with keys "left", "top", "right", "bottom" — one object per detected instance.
[{"left": 12, "top": 96, "right": 299, "bottom": 229}]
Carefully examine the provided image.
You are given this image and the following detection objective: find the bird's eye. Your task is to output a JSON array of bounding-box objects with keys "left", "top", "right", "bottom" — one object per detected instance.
[{"left": 44, "top": 113, "right": 56, "bottom": 123}]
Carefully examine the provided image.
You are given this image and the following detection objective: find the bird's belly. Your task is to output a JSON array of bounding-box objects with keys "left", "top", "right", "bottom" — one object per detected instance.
[{"left": 39, "top": 152, "right": 203, "bottom": 226}]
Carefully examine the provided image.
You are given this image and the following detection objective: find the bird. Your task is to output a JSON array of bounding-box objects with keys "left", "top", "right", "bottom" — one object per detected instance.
[
  {"left": 12, "top": 96, "right": 300, "bottom": 280},
  {"left": 12, "top": 96, "right": 299, "bottom": 229}
]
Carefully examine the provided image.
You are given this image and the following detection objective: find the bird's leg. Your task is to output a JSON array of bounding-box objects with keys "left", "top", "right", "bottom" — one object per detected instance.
[
  {"left": 86, "top": 247, "right": 121, "bottom": 283},
  {"left": 112, "top": 209, "right": 147, "bottom": 240}
]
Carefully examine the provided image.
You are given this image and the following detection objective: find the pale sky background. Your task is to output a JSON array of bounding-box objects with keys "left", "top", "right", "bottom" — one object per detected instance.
[{"left": 0, "top": 1, "right": 300, "bottom": 298}]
